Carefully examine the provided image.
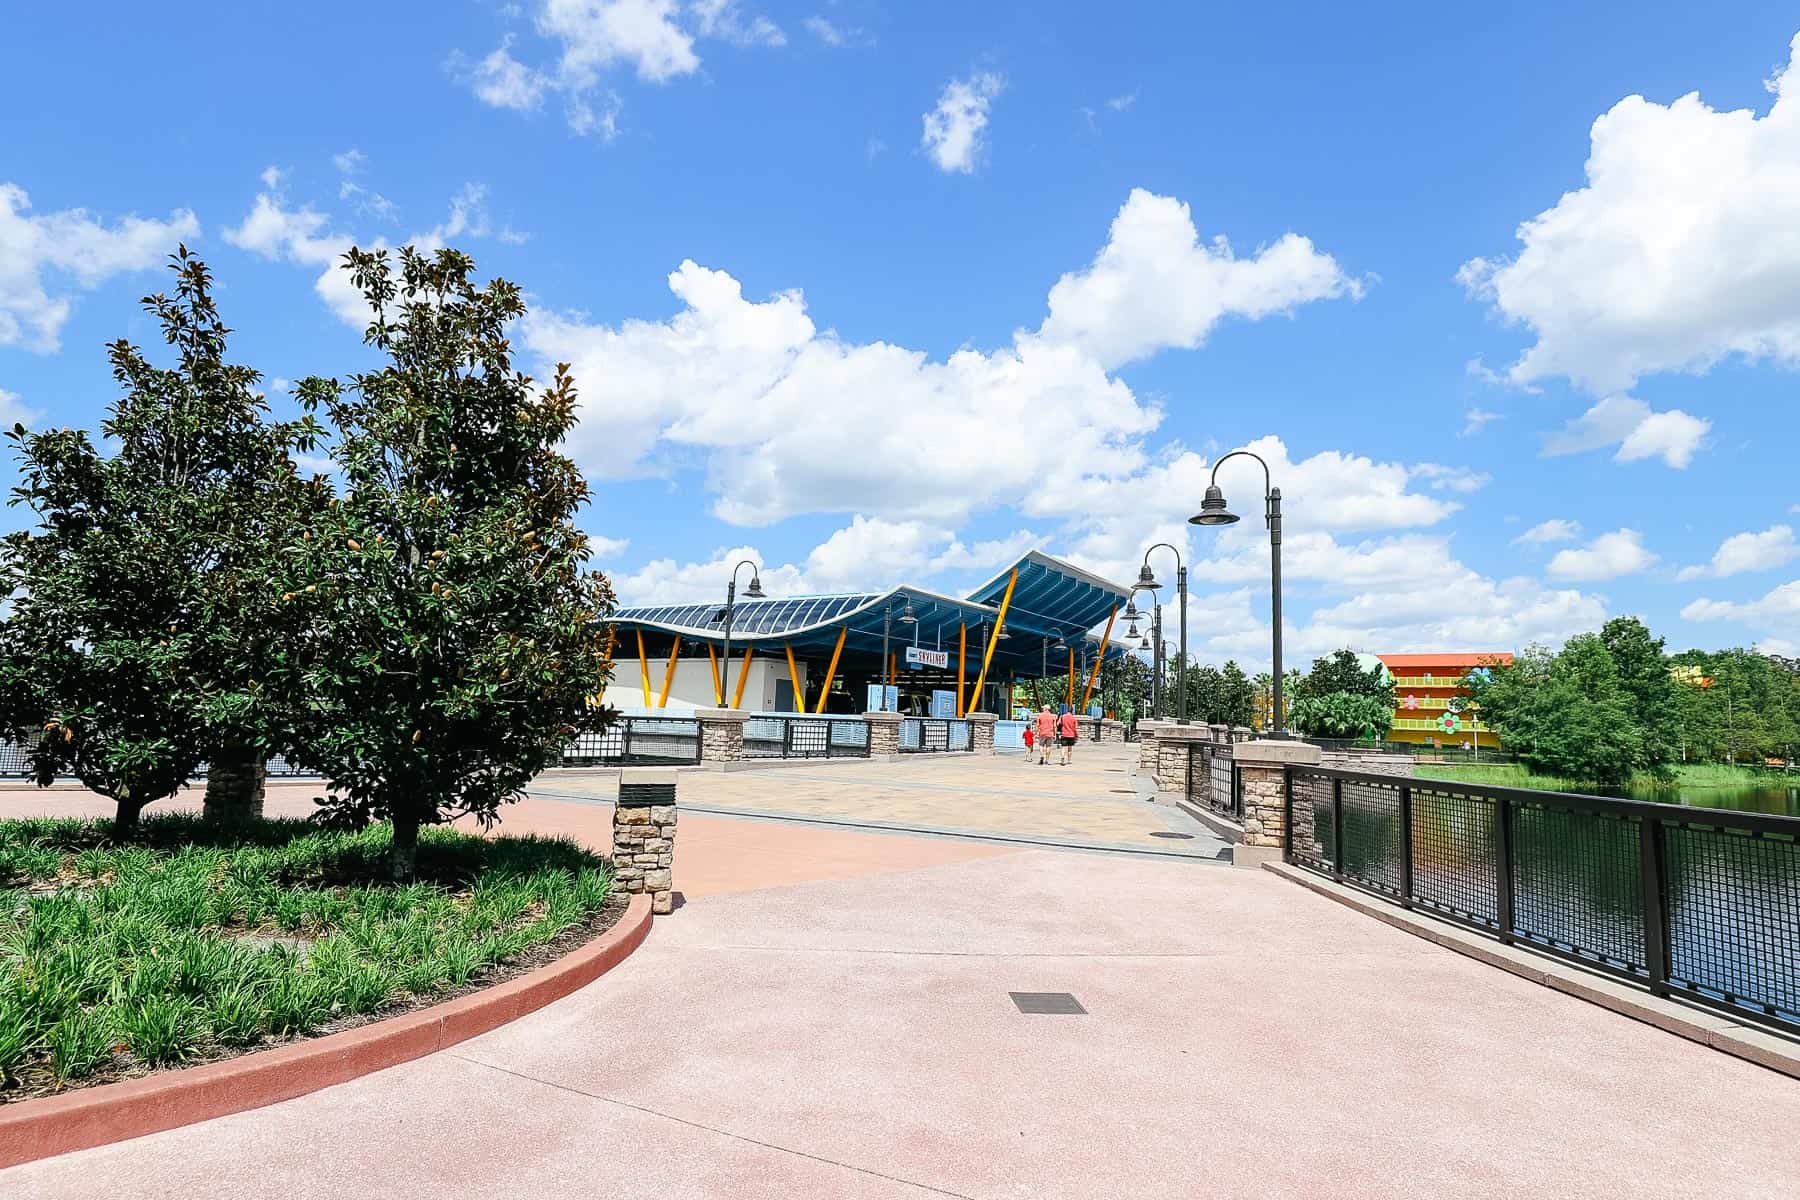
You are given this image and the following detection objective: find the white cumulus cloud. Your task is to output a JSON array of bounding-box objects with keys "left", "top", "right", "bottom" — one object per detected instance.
[
  {"left": 1460, "top": 31, "right": 1800, "bottom": 393},
  {"left": 1542, "top": 395, "right": 1709, "bottom": 468},
  {"left": 524, "top": 189, "right": 1367, "bottom": 528},
  {"left": 1681, "top": 580, "right": 1800, "bottom": 648},
  {"left": 1514, "top": 518, "right": 1581, "bottom": 546},
  {"left": 460, "top": 0, "right": 783, "bottom": 139},
  {"left": 1546, "top": 528, "right": 1658, "bottom": 582},
  {"left": 1676, "top": 525, "right": 1799, "bottom": 581},
  {"left": 1035, "top": 189, "right": 1363, "bottom": 369},
  {"left": 0, "top": 184, "right": 199, "bottom": 353},
  {"left": 921, "top": 72, "right": 1004, "bottom": 174}
]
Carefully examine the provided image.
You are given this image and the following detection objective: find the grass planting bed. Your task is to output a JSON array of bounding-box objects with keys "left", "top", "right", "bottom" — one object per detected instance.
[{"left": 0, "top": 815, "right": 618, "bottom": 1102}]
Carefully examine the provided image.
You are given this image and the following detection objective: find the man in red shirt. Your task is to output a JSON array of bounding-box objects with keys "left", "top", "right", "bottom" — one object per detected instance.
[
  {"left": 1057, "top": 705, "right": 1080, "bottom": 765},
  {"left": 1034, "top": 705, "right": 1056, "bottom": 765}
]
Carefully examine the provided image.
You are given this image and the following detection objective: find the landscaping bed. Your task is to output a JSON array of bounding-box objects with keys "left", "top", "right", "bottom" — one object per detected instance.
[{"left": 0, "top": 815, "right": 619, "bottom": 1102}]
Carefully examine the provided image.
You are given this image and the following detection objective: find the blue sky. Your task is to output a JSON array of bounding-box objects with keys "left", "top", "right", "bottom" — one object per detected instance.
[{"left": 4, "top": 2, "right": 1798, "bottom": 667}]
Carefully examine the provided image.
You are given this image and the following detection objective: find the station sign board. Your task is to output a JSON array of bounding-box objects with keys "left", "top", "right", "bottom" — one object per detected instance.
[{"left": 904, "top": 646, "right": 949, "bottom": 670}]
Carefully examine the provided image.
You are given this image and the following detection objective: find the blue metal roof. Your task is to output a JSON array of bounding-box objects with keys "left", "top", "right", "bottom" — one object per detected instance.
[{"left": 608, "top": 550, "right": 1133, "bottom": 678}]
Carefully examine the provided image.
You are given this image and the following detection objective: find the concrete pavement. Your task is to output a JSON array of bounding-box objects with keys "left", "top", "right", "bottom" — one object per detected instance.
[{"left": 3, "top": 747, "right": 1798, "bottom": 1197}]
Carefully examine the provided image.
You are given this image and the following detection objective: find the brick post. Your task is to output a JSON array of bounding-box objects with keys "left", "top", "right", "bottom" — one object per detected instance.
[
  {"left": 965, "top": 711, "right": 997, "bottom": 754},
  {"left": 864, "top": 710, "right": 902, "bottom": 758},
  {"left": 1208, "top": 723, "right": 1228, "bottom": 745},
  {"left": 1231, "top": 739, "right": 1320, "bottom": 870},
  {"left": 1099, "top": 719, "right": 1125, "bottom": 743},
  {"left": 613, "top": 768, "right": 678, "bottom": 914},
  {"left": 693, "top": 707, "right": 749, "bottom": 763}
]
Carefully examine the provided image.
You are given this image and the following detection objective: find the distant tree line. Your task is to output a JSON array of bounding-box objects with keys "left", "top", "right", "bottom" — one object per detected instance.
[{"left": 1467, "top": 617, "right": 1800, "bottom": 785}]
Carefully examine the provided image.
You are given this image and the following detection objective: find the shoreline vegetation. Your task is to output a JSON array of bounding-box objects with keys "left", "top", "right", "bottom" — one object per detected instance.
[{"left": 1414, "top": 761, "right": 1796, "bottom": 795}]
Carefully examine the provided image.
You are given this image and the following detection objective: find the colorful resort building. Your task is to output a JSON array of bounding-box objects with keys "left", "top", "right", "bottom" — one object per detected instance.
[
  {"left": 600, "top": 551, "right": 1132, "bottom": 718},
  {"left": 1375, "top": 651, "right": 1514, "bottom": 749}
]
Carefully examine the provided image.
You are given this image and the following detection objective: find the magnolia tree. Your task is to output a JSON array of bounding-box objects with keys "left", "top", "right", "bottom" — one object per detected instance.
[
  {"left": 272, "top": 247, "right": 616, "bottom": 879},
  {"left": 0, "top": 250, "right": 321, "bottom": 831}
]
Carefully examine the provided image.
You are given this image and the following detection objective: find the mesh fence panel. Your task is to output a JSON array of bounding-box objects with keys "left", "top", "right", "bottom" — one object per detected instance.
[
  {"left": 1340, "top": 778, "right": 1404, "bottom": 898},
  {"left": 1664, "top": 821, "right": 1800, "bottom": 1021},
  {"left": 1511, "top": 803, "right": 1645, "bottom": 973},
  {"left": 1411, "top": 786, "right": 1500, "bottom": 928},
  {"left": 1290, "top": 772, "right": 1333, "bottom": 870}
]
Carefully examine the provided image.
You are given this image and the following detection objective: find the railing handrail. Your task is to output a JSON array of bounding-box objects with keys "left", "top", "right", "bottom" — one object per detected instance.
[{"left": 1292, "top": 763, "right": 1800, "bottom": 838}]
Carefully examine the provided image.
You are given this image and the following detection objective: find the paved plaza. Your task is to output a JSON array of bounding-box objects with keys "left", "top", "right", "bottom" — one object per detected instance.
[{"left": 3, "top": 746, "right": 1798, "bottom": 1197}]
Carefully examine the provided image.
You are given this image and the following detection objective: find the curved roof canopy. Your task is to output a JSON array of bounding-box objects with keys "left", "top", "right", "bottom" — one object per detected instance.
[{"left": 608, "top": 551, "right": 1133, "bottom": 677}]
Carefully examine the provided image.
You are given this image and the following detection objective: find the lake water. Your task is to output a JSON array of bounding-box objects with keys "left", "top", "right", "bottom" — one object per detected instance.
[{"left": 1616, "top": 781, "right": 1800, "bottom": 818}]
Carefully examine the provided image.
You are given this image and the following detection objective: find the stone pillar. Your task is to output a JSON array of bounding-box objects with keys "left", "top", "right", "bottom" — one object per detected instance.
[
  {"left": 1208, "top": 723, "right": 1229, "bottom": 745},
  {"left": 612, "top": 767, "right": 678, "bottom": 914},
  {"left": 1151, "top": 722, "right": 1211, "bottom": 792},
  {"left": 1099, "top": 719, "right": 1125, "bottom": 743},
  {"left": 864, "top": 710, "right": 902, "bottom": 758},
  {"left": 1232, "top": 739, "right": 1321, "bottom": 870},
  {"left": 966, "top": 711, "right": 998, "bottom": 755},
  {"left": 202, "top": 743, "right": 267, "bottom": 823},
  {"left": 1135, "top": 719, "right": 1168, "bottom": 774},
  {"left": 1318, "top": 747, "right": 1415, "bottom": 778},
  {"left": 693, "top": 707, "right": 749, "bottom": 763},
  {"left": 1231, "top": 725, "right": 1253, "bottom": 743}
]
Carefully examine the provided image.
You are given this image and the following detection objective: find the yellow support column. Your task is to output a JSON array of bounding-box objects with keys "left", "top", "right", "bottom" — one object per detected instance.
[
  {"left": 657, "top": 635, "right": 683, "bottom": 709},
  {"left": 966, "top": 568, "right": 1018, "bottom": 714},
  {"left": 731, "top": 645, "right": 753, "bottom": 710},
  {"left": 813, "top": 627, "right": 848, "bottom": 714},
  {"left": 956, "top": 623, "right": 967, "bottom": 717},
  {"left": 705, "top": 643, "right": 722, "bottom": 706},
  {"left": 784, "top": 643, "right": 804, "bottom": 710},
  {"left": 635, "top": 629, "right": 652, "bottom": 708},
  {"left": 1081, "top": 607, "right": 1117, "bottom": 711}
]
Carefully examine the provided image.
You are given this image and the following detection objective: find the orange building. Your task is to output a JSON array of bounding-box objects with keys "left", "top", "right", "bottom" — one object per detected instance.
[{"left": 1375, "top": 652, "right": 1514, "bottom": 749}]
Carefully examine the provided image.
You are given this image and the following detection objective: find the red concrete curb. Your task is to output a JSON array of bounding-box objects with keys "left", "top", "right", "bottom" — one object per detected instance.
[{"left": 0, "top": 893, "right": 653, "bottom": 1170}]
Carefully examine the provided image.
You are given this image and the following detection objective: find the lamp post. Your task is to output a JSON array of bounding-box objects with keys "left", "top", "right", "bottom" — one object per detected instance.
[
  {"left": 1136, "top": 545, "right": 1188, "bottom": 723},
  {"left": 1137, "top": 602, "right": 1164, "bottom": 717},
  {"left": 1191, "top": 450, "right": 1285, "bottom": 734},
  {"left": 719, "top": 559, "right": 765, "bottom": 709},
  {"left": 879, "top": 599, "right": 917, "bottom": 712}
]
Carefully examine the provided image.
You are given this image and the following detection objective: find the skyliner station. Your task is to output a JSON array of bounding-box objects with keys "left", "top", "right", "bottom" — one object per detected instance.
[{"left": 601, "top": 551, "right": 1134, "bottom": 718}]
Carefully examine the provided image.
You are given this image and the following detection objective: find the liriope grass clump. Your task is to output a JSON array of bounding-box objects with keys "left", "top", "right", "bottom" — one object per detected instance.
[{"left": 0, "top": 816, "right": 611, "bottom": 1097}]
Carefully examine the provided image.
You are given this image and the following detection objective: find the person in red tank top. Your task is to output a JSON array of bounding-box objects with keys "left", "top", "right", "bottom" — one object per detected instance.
[{"left": 1057, "top": 706, "right": 1079, "bottom": 765}]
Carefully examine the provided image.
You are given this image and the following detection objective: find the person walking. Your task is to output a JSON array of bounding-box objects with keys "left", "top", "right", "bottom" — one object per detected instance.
[
  {"left": 1034, "top": 704, "right": 1056, "bottom": 765},
  {"left": 1057, "top": 704, "right": 1080, "bottom": 765}
]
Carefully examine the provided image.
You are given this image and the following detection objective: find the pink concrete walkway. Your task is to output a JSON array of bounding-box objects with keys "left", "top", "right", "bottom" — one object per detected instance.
[{"left": 5, "top": 801, "right": 1799, "bottom": 1196}]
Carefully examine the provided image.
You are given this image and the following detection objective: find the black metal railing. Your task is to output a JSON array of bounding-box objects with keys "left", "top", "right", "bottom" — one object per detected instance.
[
  {"left": 1183, "top": 742, "right": 1243, "bottom": 820},
  {"left": 1300, "top": 736, "right": 1517, "bottom": 764},
  {"left": 1285, "top": 765, "right": 1800, "bottom": 1033},
  {"left": 562, "top": 718, "right": 701, "bottom": 766},
  {"left": 0, "top": 738, "right": 322, "bottom": 780},
  {"left": 900, "top": 718, "right": 972, "bottom": 753},
  {"left": 743, "top": 715, "right": 871, "bottom": 759}
]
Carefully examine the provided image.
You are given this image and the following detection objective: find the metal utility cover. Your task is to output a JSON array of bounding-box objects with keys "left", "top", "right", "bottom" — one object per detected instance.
[{"left": 1010, "top": 991, "right": 1087, "bottom": 1015}]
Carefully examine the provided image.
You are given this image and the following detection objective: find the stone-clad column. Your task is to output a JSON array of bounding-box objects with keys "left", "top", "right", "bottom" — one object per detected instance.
[
  {"left": 1232, "top": 739, "right": 1321, "bottom": 870},
  {"left": 1151, "top": 722, "right": 1211, "bottom": 792},
  {"left": 966, "top": 711, "right": 998, "bottom": 754},
  {"left": 693, "top": 707, "right": 749, "bottom": 763},
  {"left": 864, "top": 710, "right": 902, "bottom": 758},
  {"left": 613, "top": 767, "right": 678, "bottom": 914},
  {"left": 1099, "top": 719, "right": 1125, "bottom": 743},
  {"left": 1135, "top": 719, "right": 1167, "bottom": 774}
]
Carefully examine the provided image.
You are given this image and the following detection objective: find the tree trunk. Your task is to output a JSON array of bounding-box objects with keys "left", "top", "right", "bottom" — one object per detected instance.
[
  {"left": 203, "top": 743, "right": 267, "bottom": 824},
  {"left": 391, "top": 811, "right": 421, "bottom": 883},
  {"left": 112, "top": 797, "right": 147, "bottom": 837}
]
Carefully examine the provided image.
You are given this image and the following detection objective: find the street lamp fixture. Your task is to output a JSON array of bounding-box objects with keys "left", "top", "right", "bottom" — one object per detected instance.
[
  {"left": 878, "top": 596, "right": 918, "bottom": 712},
  {"left": 1140, "top": 543, "right": 1188, "bottom": 724},
  {"left": 719, "top": 559, "right": 765, "bottom": 710},
  {"left": 1190, "top": 450, "right": 1284, "bottom": 734}
]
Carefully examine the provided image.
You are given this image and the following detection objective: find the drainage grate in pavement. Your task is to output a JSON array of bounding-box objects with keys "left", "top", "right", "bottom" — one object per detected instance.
[
  {"left": 1109, "top": 788, "right": 1137, "bottom": 794},
  {"left": 1010, "top": 991, "right": 1087, "bottom": 1015},
  {"left": 1150, "top": 831, "right": 1194, "bottom": 840}
]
